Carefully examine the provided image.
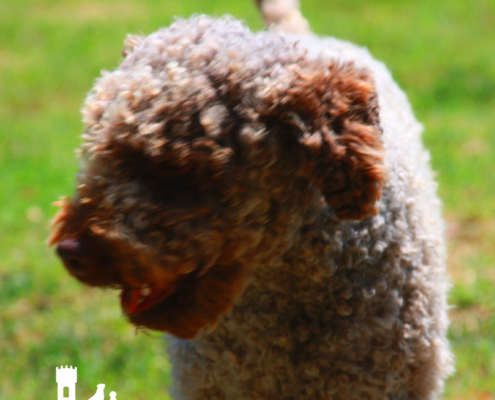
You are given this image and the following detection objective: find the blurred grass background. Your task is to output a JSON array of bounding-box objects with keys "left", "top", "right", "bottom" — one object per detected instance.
[{"left": 0, "top": 0, "right": 494, "bottom": 398}]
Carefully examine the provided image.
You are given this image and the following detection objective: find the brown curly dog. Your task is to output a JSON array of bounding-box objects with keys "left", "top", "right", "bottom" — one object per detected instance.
[{"left": 50, "top": 2, "right": 452, "bottom": 399}]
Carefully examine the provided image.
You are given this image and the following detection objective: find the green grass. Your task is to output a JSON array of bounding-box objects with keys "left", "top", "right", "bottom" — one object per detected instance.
[{"left": 1, "top": 0, "right": 494, "bottom": 398}]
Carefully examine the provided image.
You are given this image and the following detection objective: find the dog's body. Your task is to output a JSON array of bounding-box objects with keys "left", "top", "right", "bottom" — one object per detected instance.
[
  {"left": 166, "top": 22, "right": 453, "bottom": 400},
  {"left": 51, "top": 2, "right": 453, "bottom": 399}
]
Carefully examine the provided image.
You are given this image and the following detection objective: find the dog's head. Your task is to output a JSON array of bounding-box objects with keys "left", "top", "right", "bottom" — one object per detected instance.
[{"left": 50, "top": 17, "right": 384, "bottom": 339}]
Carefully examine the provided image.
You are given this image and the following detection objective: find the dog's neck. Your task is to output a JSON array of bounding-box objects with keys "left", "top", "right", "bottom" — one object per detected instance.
[
  {"left": 249, "top": 208, "right": 342, "bottom": 299},
  {"left": 214, "top": 208, "right": 350, "bottom": 329}
]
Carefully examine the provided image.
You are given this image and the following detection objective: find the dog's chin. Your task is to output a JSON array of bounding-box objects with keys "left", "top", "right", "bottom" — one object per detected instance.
[
  {"left": 120, "top": 283, "right": 179, "bottom": 316},
  {"left": 123, "top": 290, "right": 215, "bottom": 340},
  {"left": 120, "top": 263, "right": 246, "bottom": 339},
  {"left": 120, "top": 276, "right": 221, "bottom": 339}
]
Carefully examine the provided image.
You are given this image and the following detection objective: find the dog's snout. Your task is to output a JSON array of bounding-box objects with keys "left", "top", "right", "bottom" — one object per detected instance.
[{"left": 56, "top": 238, "right": 88, "bottom": 275}]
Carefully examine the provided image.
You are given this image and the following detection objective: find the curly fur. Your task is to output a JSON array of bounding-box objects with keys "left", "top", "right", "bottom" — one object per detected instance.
[{"left": 50, "top": 7, "right": 453, "bottom": 400}]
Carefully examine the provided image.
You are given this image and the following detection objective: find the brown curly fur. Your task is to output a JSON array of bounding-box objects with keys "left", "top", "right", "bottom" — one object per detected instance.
[{"left": 50, "top": 17, "right": 383, "bottom": 339}]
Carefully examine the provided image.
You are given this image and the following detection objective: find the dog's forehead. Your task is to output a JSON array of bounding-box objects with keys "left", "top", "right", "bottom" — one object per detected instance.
[
  {"left": 120, "top": 16, "right": 270, "bottom": 70},
  {"left": 84, "top": 16, "right": 310, "bottom": 118}
]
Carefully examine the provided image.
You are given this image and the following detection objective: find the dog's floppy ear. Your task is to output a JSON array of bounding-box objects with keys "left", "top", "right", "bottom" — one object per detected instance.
[{"left": 263, "top": 61, "right": 385, "bottom": 220}]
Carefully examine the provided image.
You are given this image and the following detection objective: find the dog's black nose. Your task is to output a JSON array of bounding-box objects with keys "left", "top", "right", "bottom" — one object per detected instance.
[{"left": 56, "top": 238, "right": 87, "bottom": 276}]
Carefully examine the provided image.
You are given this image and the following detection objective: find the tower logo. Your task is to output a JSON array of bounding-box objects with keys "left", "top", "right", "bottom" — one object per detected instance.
[
  {"left": 55, "top": 366, "right": 118, "bottom": 400},
  {"left": 56, "top": 366, "right": 77, "bottom": 400}
]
